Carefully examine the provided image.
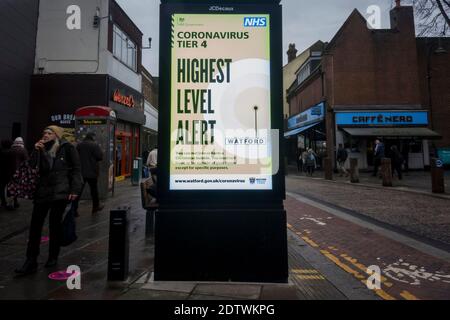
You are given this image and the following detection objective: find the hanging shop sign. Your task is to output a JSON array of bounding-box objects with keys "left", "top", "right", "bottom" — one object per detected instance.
[
  {"left": 112, "top": 89, "right": 135, "bottom": 108},
  {"left": 336, "top": 111, "right": 429, "bottom": 127},
  {"left": 287, "top": 102, "right": 324, "bottom": 130}
]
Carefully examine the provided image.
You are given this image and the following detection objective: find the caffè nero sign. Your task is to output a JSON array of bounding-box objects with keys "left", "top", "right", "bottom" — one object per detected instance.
[{"left": 336, "top": 111, "right": 429, "bottom": 127}]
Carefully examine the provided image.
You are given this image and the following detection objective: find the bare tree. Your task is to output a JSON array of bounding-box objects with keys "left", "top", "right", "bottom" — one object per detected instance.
[{"left": 399, "top": 0, "right": 450, "bottom": 36}]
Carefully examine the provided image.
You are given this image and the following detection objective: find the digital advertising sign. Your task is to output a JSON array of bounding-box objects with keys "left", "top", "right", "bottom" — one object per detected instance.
[{"left": 169, "top": 12, "right": 275, "bottom": 191}]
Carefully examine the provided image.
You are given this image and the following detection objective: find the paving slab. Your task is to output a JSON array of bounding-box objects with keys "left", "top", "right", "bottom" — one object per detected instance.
[
  {"left": 192, "top": 284, "right": 262, "bottom": 300},
  {"left": 118, "top": 288, "right": 189, "bottom": 300}
]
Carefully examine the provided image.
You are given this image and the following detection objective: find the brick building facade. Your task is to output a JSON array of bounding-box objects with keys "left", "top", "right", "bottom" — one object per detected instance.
[{"left": 285, "top": 4, "right": 446, "bottom": 170}]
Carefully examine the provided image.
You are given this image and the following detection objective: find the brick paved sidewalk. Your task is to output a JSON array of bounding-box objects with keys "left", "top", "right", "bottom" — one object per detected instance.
[
  {"left": 285, "top": 194, "right": 450, "bottom": 300},
  {"left": 0, "top": 181, "right": 369, "bottom": 300},
  {"left": 288, "top": 165, "right": 450, "bottom": 198},
  {"left": 286, "top": 175, "right": 450, "bottom": 246}
]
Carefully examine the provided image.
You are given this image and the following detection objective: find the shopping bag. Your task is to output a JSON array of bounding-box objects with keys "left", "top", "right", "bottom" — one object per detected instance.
[{"left": 61, "top": 203, "right": 77, "bottom": 247}]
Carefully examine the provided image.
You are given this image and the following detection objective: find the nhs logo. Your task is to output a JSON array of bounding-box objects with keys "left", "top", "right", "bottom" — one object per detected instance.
[{"left": 244, "top": 17, "right": 267, "bottom": 27}]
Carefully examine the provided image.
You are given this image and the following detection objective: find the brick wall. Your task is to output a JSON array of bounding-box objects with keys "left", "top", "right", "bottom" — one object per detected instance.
[
  {"left": 326, "top": 7, "right": 421, "bottom": 108},
  {"left": 288, "top": 73, "right": 323, "bottom": 116},
  {"left": 417, "top": 38, "right": 450, "bottom": 148}
]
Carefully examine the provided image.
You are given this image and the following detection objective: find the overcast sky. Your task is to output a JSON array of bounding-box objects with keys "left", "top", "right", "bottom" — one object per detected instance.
[{"left": 116, "top": 0, "right": 394, "bottom": 76}]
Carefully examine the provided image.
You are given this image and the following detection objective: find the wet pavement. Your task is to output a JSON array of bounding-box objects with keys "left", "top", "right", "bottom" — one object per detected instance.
[
  {"left": 3, "top": 174, "right": 447, "bottom": 300},
  {"left": 285, "top": 174, "right": 450, "bottom": 300},
  {"left": 288, "top": 165, "right": 450, "bottom": 198},
  {"left": 286, "top": 173, "right": 450, "bottom": 245},
  {"left": 0, "top": 180, "right": 379, "bottom": 300}
]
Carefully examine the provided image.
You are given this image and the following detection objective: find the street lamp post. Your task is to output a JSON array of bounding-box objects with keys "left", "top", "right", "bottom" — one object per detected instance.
[{"left": 254, "top": 105, "right": 259, "bottom": 138}]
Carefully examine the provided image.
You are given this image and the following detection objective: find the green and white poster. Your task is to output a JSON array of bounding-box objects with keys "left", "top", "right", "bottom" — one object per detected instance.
[{"left": 170, "top": 13, "right": 273, "bottom": 190}]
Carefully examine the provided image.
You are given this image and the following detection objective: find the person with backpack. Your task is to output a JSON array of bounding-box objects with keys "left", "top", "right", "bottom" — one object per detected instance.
[
  {"left": 336, "top": 143, "right": 349, "bottom": 177},
  {"left": 15, "top": 125, "right": 82, "bottom": 275}
]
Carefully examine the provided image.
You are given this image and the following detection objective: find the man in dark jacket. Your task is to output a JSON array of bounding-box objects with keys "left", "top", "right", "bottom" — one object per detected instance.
[
  {"left": 372, "top": 139, "right": 385, "bottom": 177},
  {"left": 72, "top": 132, "right": 104, "bottom": 215},
  {"left": 15, "top": 125, "right": 82, "bottom": 275},
  {"left": 336, "top": 144, "right": 349, "bottom": 177}
]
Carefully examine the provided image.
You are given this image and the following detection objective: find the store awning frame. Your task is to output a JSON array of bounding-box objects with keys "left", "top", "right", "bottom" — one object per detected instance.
[
  {"left": 284, "top": 122, "right": 320, "bottom": 138},
  {"left": 341, "top": 127, "right": 441, "bottom": 139}
]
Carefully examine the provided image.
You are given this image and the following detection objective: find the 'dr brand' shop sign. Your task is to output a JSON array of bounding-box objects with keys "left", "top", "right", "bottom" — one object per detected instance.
[{"left": 169, "top": 13, "right": 273, "bottom": 191}]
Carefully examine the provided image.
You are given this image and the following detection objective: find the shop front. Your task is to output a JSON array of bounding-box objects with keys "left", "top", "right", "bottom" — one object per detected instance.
[
  {"left": 108, "top": 77, "right": 145, "bottom": 179},
  {"left": 142, "top": 100, "right": 158, "bottom": 160},
  {"left": 284, "top": 102, "right": 326, "bottom": 166},
  {"left": 28, "top": 74, "right": 145, "bottom": 179},
  {"left": 335, "top": 110, "right": 441, "bottom": 170}
]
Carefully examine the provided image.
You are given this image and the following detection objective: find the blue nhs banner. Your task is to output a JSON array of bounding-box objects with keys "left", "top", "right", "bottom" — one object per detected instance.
[
  {"left": 244, "top": 17, "right": 267, "bottom": 27},
  {"left": 335, "top": 111, "right": 429, "bottom": 126}
]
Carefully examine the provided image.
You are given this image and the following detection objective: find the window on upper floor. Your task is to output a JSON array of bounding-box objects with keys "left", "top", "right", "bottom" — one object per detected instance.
[
  {"left": 296, "top": 53, "right": 322, "bottom": 86},
  {"left": 113, "top": 24, "right": 137, "bottom": 72},
  {"left": 297, "top": 61, "right": 311, "bottom": 84}
]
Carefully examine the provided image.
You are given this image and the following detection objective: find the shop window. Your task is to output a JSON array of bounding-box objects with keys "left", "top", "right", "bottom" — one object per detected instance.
[
  {"left": 297, "top": 62, "right": 311, "bottom": 84},
  {"left": 409, "top": 140, "right": 423, "bottom": 153},
  {"left": 113, "top": 25, "right": 137, "bottom": 72}
]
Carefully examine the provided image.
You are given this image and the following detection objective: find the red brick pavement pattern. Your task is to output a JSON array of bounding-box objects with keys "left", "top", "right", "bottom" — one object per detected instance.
[
  {"left": 286, "top": 177, "right": 450, "bottom": 245},
  {"left": 285, "top": 196, "right": 450, "bottom": 300}
]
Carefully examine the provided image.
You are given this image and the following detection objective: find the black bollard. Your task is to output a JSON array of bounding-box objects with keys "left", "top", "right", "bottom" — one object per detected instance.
[
  {"left": 381, "top": 158, "right": 392, "bottom": 187},
  {"left": 431, "top": 158, "right": 445, "bottom": 194},
  {"left": 108, "top": 207, "right": 130, "bottom": 281},
  {"left": 350, "top": 158, "right": 359, "bottom": 183},
  {"left": 146, "top": 209, "right": 155, "bottom": 236}
]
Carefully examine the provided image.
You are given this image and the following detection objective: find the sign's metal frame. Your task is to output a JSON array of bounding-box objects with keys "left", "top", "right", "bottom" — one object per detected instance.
[{"left": 158, "top": 1, "right": 285, "bottom": 206}]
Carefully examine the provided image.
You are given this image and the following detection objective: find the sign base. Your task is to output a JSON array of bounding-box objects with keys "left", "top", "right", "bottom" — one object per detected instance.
[{"left": 154, "top": 206, "right": 288, "bottom": 283}]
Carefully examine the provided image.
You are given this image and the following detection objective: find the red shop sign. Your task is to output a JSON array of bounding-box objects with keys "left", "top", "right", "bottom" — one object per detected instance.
[{"left": 113, "top": 89, "right": 135, "bottom": 108}]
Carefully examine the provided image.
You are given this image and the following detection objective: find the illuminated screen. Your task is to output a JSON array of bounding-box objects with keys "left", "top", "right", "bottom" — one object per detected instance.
[{"left": 170, "top": 13, "right": 273, "bottom": 190}]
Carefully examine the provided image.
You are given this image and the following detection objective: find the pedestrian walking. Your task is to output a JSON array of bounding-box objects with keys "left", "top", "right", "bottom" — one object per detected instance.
[
  {"left": 15, "top": 125, "right": 82, "bottom": 275},
  {"left": 0, "top": 140, "right": 14, "bottom": 210},
  {"left": 146, "top": 146, "right": 158, "bottom": 169},
  {"left": 390, "top": 145, "right": 403, "bottom": 180},
  {"left": 147, "top": 146, "right": 158, "bottom": 186},
  {"left": 72, "top": 132, "right": 104, "bottom": 215},
  {"left": 9, "top": 137, "right": 29, "bottom": 209},
  {"left": 305, "top": 148, "right": 317, "bottom": 176},
  {"left": 301, "top": 149, "right": 308, "bottom": 173},
  {"left": 297, "top": 149, "right": 303, "bottom": 172},
  {"left": 372, "top": 139, "right": 385, "bottom": 177},
  {"left": 401, "top": 142, "right": 410, "bottom": 173},
  {"left": 336, "top": 143, "right": 349, "bottom": 177}
]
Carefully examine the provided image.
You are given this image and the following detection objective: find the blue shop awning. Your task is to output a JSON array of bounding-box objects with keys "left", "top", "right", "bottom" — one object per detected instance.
[
  {"left": 284, "top": 122, "right": 319, "bottom": 138},
  {"left": 341, "top": 127, "right": 441, "bottom": 139}
]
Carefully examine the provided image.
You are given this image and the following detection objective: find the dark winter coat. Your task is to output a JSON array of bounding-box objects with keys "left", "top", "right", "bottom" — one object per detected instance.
[
  {"left": 31, "top": 140, "right": 82, "bottom": 204},
  {"left": 337, "top": 148, "right": 348, "bottom": 163},
  {"left": 305, "top": 153, "right": 316, "bottom": 167},
  {"left": 76, "top": 139, "right": 103, "bottom": 179},
  {"left": 391, "top": 150, "right": 404, "bottom": 167},
  {"left": 0, "top": 148, "right": 15, "bottom": 184},
  {"left": 374, "top": 143, "right": 385, "bottom": 159},
  {"left": 11, "top": 146, "right": 29, "bottom": 172}
]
